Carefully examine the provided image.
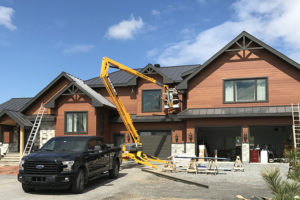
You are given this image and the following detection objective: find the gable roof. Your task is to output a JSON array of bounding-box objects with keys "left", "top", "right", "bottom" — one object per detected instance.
[
  {"left": 45, "top": 73, "right": 115, "bottom": 109},
  {"left": 0, "top": 110, "right": 32, "bottom": 127},
  {"left": 20, "top": 72, "right": 72, "bottom": 113},
  {"left": 0, "top": 98, "right": 32, "bottom": 113},
  {"left": 176, "top": 31, "right": 300, "bottom": 90},
  {"left": 85, "top": 64, "right": 199, "bottom": 87},
  {"left": 21, "top": 72, "right": 115, "bottom": 113}
]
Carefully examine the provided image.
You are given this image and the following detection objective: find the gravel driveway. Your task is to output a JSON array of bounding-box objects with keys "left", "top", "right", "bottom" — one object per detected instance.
[{"left": 0, "top": 162, "right": 289, "bottom": 200}]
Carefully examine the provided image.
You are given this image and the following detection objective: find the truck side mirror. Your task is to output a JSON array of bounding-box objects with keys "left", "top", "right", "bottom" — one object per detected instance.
[{"left": 31, "top": 145, "right": 39, "bottom": 152}]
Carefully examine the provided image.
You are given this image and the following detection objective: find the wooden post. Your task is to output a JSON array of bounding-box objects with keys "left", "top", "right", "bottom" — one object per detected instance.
[{"left": 20, "top": 127, "right": 24, "bottom": 157}]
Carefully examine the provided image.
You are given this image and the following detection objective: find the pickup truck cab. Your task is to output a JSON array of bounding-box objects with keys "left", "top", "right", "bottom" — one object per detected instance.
[{"left": 18, "top": 136, "right": 122, "bottom": 193}]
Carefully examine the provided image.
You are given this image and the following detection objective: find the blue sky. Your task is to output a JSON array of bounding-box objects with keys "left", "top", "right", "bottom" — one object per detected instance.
[{"left": 0, "top": 0, "right": 299, "bottom": 103}]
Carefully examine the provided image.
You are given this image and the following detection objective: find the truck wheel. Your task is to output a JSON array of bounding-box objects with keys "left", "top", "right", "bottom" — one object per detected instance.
[
  {"left": 22, "top": 183, "right": 34, "bottom": 193},
  {"left": 72, "top": 169, "right": 85, "bottom": 194},
  {"left": 109, "top": 159, "right": 120, "bottom": 179}
]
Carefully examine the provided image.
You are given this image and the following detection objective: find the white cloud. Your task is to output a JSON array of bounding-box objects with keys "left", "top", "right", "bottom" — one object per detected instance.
[
  {"left": 154, "top": 0, "right": 300, "bottom": 65},
  {"left": 0, "top": 6, "right": 17, "bottom": 31},
  {"left": 151, "top": 9, "right": 160, "bottom": 16},
  {"left": 106, "top": 15, "right": 144, "bottom": 40},
  {"left": 62, "top": 44, "right": 94, "bottom": 54}
]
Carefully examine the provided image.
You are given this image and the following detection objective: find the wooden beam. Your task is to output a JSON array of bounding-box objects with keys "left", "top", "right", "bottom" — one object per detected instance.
[
  {"left": 20, "top": 127, "right": 24, "bottom": 157},
  {"left": 141, "top": 168, "right": 209, "bottom": 188}
]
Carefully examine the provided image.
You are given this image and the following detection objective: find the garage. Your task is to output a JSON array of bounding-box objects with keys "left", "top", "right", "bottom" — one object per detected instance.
[
  {"left": 250, "top": 125, "right": 293, "bottom": 158},
  {"left": 139, "top": 130, "right": 171, "bottom": 159},
  {"left": 195, "top": 126, "right": 242, "bottom": 160}
]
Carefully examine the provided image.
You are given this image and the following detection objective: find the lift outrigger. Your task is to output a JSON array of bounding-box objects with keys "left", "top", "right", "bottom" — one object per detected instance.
[{"left": 100, "top": 57, "right": 180, "bottom": 168}]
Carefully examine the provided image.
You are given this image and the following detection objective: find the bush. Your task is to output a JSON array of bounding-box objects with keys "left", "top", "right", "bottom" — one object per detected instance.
[{"left": 261, "top": 150, "right": 300, "bottom": 200}]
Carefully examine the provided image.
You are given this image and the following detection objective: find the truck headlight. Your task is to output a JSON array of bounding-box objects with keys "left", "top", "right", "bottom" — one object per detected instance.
[
  {"left": 62, "top": 161, "right": 74, "bottom": 172},
  {"left": 19, "top": 160, "right": 25, "bottom": 171}
]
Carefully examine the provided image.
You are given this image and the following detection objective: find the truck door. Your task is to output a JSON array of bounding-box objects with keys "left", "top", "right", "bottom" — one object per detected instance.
[
  {"left": 96, "top": 138, "right": 110, "bottom": 173},
  {"left": 87, "top": 139, "right": 101, "bottom": 176}
]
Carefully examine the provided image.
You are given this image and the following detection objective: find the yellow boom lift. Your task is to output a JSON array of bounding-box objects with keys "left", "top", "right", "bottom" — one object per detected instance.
[{"left": 100, "top": 57, "right": 180, "bottom": 168}]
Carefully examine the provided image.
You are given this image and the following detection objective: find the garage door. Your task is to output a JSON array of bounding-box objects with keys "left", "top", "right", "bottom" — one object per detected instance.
[{"left": 139, "top": 130, "right": 171, "bottom": 159}]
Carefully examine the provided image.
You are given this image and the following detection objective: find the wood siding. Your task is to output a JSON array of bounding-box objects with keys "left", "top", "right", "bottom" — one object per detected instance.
[
  {"left": 98, "top": 74, "right": 183, "bottom": 116},
  {"left": 25, "top": 77, "right": 70, "bottom": 115},
  {"left": 55, "top": 95, "right": 97, "bottom": 137},
  {"left": 187, "top": 50, "right": 300, "bottom": 108}
]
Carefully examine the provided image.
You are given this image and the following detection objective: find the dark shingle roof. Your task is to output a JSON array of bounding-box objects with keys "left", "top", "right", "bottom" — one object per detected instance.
[
  {"left": 110, "top": 114, "right": 181, "bottom": 123},
  {"left": 85, "top": 64, "right": 199, "bottom": 87},
  {"left": 45, "top": 73, "right": 115, "bottom": 109},
  {"left": 177, "top": 106, "right": 292, "bottom": 118},
  {"left": 0, "top": 110, "right": 32, "bottom": 127},
  {"left": 0, "top": 98, "right": 32, "bottom": 112}
]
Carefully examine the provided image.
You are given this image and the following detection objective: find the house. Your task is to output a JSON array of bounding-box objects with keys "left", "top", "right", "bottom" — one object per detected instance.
[{"left": 0, "top": 31, "right": 299, "bottom": 161}]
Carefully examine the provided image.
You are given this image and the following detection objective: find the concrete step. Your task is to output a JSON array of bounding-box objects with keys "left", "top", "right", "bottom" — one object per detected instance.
[
  {"left": 0, "top": 161, "right": 20, "bottom": 166},
  {"left": 0, "top": 153, "right": 20, "bottom": 166},
  {"left": 1, "top": 157, "right": 20, "bottom": 161}
]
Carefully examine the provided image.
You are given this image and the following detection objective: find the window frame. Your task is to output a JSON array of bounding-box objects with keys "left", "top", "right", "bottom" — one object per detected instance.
[
  {"left": 142, "top": 89, "right": 162, "bottom": 113},
  {"left": 223, "top": 77, "right": 268, "bottom": 104},
  {"left": 64, "top": 111, "right": 88, "bottom": 134}
]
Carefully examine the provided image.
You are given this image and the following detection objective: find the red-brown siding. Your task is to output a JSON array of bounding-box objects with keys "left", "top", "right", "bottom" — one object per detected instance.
[
  {"left": 187, "top": 50, "right": 300, "bottom": 108},
  {"left": 25, "top": 78, "right": 69, "bottom": 115},
  {"left": 55, "top": 95, "right": 97, "bottom": 137}
]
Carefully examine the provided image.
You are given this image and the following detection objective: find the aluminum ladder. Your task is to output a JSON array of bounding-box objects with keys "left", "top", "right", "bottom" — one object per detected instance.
[
  {"left": 22, "top": 103, "right": 45, "bottom": 157},
  {"left": 291, "top": 103, "right": 300, "bottom": 159}
]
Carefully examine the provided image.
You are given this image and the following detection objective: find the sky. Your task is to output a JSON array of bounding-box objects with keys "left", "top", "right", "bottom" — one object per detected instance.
[{"left": 0, "top": 0, "right": 300, "bottom": 103}]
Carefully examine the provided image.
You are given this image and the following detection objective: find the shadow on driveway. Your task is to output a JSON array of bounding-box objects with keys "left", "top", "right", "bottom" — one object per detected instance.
[{"left": 27, "top": 172, "right": 128, "bottom": 195}]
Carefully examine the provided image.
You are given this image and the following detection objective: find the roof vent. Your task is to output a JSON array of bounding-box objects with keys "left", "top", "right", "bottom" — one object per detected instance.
[{"left": 154, "top": 64, "right": 160, "bottom": 68}]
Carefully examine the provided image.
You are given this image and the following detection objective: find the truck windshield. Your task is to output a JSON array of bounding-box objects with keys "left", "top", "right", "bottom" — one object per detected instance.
[{"left": 40, "top": 138, "right": 87, "bottom": 152}]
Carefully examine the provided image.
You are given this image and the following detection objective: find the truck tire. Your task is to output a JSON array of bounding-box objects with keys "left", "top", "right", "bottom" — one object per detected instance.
[
  {"left": 22, "top": 183, "right": 34, "bottom": 193},
  {"left": 109, "top": 159, "right": 120, "bottom": 179},
  {"left": 71, "top": 169, "right": 85, "bottom": 194}
]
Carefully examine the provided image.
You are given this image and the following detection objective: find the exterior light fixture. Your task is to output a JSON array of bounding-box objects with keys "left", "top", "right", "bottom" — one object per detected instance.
[
  {"left": 189, "top": 132, "right": 193, "bottom": 142},
  {"left": 175, "top": 134, "right": 178, "bottom": 142}
]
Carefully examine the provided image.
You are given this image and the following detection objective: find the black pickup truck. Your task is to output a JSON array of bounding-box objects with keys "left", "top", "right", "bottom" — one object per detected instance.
[{"left": 18, "top": 136, "right": 122, "bottom": 193}]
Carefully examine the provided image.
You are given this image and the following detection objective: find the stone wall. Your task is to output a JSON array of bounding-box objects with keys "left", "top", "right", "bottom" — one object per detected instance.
[
  {"left": 38, "top": 122, "right": 55, "bottom": 147},
  {"left": 186, "top": 143, "right": 196, "bottom": 156},
  {"left": 8, "top": 128, "right": 18, "bottom": 152},
  {"left": 171, "top": 143, "right": 185, "bottom": 156}
]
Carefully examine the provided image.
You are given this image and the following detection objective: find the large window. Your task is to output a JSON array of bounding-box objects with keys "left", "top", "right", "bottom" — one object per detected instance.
[
  {"left": 65, "top": 112, "right": 88, "bottom": 134},
  {"left": 142, "top": 90, "right": 162, "bottom": 112},
  {"left": 224, "top": 78, "right": 268, "bottom": 103}
]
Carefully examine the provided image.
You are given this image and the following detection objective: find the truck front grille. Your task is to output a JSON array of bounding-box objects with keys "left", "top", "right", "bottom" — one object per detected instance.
[{"left": 24, "top": 160, "right": 60, "bottom": 175}]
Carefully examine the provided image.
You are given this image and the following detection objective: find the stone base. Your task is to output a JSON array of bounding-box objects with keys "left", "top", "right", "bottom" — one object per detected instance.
[
  {"left": 171, "top": 144, "right": 185, "bottom": 156},
  {"left": 242, "top": 143, "right": 250, "bottom": 163},
  {"left": 186, "top": 143, "right": 196, "bottom": 156},
  {"left": 38, "top": 122, "right": 55, "bottom": 147}
]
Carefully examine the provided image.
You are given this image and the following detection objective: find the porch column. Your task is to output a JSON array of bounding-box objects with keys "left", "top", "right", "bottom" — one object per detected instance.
[
  {"left": 242, "top": 126, "right": 250, "bottom": 163},
  {"left": 19, "top": 127, "right": 24, "bottom": 157}
]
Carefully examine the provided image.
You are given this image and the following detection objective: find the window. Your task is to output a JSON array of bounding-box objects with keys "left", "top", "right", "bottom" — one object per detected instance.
[
  {"left": 142, "top": 90, "right": 162, "bottom": 112},
  {"left": 224, "top": 78, "right": 267, "bottom": 103},
  {"left": 65, "top": 112, "right": 88, "bottom": 134}
]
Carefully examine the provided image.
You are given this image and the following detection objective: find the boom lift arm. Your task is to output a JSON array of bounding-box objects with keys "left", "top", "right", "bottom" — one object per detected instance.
[{"left": 100, "top": 57, "right": 179, "bottom": 168}]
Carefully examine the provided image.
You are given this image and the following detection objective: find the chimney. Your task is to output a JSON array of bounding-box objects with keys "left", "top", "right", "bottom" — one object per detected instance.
[{"left": 154, "top": 64, "right": 160, "bottom": 68}]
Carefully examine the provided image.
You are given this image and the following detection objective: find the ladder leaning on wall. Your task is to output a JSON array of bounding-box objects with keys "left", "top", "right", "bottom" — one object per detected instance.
[
  {"left": 291, "top": 103, "right": 300, "bottom": 160},
  {"left": 22, "top": 103, "right": 45, "bottom": 157}
]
